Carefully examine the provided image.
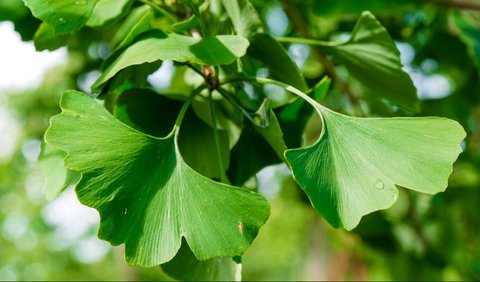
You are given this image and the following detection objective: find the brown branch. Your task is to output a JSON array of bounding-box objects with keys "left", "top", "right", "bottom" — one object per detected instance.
[
  {"left": 278, "top": 0, "right": 364, "bottom": 116},
  {"left": 430, "top": 0, "right": 480, "bottom": 10}
]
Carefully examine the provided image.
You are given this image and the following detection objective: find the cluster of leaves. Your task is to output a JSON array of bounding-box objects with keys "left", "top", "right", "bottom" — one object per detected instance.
[{"left": 5, "top": 0, "right": 476, "bottom": 280}]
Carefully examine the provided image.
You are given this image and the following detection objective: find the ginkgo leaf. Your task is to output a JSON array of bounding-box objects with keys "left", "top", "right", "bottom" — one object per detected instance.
[
  {"left": 220, "top": 0, "right": 263, "bottom": 39},
  {"left": 45, "top": 90, "right": 270, "bottom": 266},
  {"left": 318, "top": 11, "right": 419, "bottom": 112},
  {"left": 33, "top": 23, "right": 70, "bottom": 51},
  {"left": 23, "top": 0, "right": 99, "bottom": 33},
  {"left": 93, "top": 34, "right": 249, "bottom": 91},
  {"left": 86, "top": 0, "right": 133, "bottom": 27},
  {"left": 285, "top": 98, "right": 465, "bottom": 230},
  {"left": 162, "top": 240, "right": 238, "bottom": 281},
  {"left": 38, "top": 142, "right": 79, "bottom": 200}
]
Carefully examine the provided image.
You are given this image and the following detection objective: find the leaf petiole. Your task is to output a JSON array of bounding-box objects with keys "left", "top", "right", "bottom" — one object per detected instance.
[
  {"left": 208, "top": 90, "right": 230, "bottom": 183},
  {"left": 174, "top": 84, "right": 207, "bottom": 130}
]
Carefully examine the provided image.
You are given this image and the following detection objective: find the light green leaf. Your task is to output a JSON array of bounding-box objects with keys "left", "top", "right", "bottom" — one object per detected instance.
[
  {"left": 162, "top": 240, "right": 239, "bottom": 281},
  {"left": 318, "top": 11, "right": 419, "bottom": 111},
  {"left": 45, "top": 90, "right": 269, "bottom": 266},
  {"left": 111, "top": 5, "right": 153, "bottom": 49},
  {"left": 220, "top": 0, "right": 263, "bottom": 39},
  {"left": 38, "top": 142, "right": 79, "bottom": 200},
  {"left": 93, "top": 34, "right": 249, "bottom": 91},
  {"left": 23, "top": 0, "right": 99, "bottom": 33},
  {"left": 86, "top": 0, "right": 133, "bottom": 27},
  {"left": 285, "top": 100, "right": 465, "bottom": 230}
]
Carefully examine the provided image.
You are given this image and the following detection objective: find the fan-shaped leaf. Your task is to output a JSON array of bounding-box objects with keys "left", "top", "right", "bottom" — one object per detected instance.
[
  {"left": 45, "top": 90, "right": 270, "bottom": 266},
  {"left": 23, "top": 0, "right": 98, "bottom": 33},
  {"left": 38, "top": 142, "right": 79, "bottom": 200},
  {"left": 285, "top": 98, "right": 465, "bottom": 230},
  {"left": 318, "top": 11, "right": 419, "bottom": 111},
  {"left": 93, "top": 34, "right": 249, "bottom": 91}
]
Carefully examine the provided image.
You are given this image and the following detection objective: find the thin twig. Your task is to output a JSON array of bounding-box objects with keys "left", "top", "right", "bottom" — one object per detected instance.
[{"left": 278, "top": 0, "right": 364, "bottom": 116}]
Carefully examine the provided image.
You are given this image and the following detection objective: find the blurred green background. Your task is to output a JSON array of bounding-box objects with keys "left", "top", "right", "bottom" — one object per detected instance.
[{"left": 1, "top": 0, "right": 480, "bottom": 280}]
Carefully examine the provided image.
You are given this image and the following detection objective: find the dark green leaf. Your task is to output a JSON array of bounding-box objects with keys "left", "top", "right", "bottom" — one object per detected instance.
[
  {"left": 178, "top": 110, "right": 230, "bottom": 180},
  {"left": 318, "top": 11, "right": 419, "bottom": 111},
  {"left": 113, "top": 88, "right": 182, "bottom": 138},
  {"left": 162, "top": 240, "right": 238, "bottom": 281},
  {"left": 248, "top": 34, "right": 308, "bottom": 92},
  {"left": 454, "top": 12, "right": 480, "bottom": 73},
  {"left": 228, "top": 123, "right": 281, "bottom": 186}
]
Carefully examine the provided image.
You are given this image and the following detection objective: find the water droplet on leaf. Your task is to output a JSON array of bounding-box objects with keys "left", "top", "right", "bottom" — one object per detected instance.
[
  {"left": 375, "top": 179, "right": 385, "bottom": 190},
  {"left": 124, "top": 208, "right": 128, "bottom": 215},
  {"left": 58, "top": 18, "right": 66, "bottom": 24}
]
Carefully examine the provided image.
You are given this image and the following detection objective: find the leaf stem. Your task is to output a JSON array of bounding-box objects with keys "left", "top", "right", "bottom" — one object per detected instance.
[
  {"left": 208, "top": 91, "right": 230, "bottom": 183},
  {"left": 277, "top": 36, "right": 329, "bottom": 46},
  {"left": 184, "top": 62, "right": 208, "bottom": 79},
  {"left": 221, "top": 76, "right": 317, "bottom": 107},
  {"left": 174, "top": 84, "right": 207, "bottom": 129}
]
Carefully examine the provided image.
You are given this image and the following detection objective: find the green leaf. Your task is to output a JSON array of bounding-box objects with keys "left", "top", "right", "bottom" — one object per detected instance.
[
  {"left": 228, "top": 123, "right": 281, "bottom": 186},
  {"left": 93, "top": 34, "right": 250, "bottom": 91},
  {"left": 313, "top": 0, "right": 418, "bottom": 16},
  {"left": 178, "top": 110, "right": 230, "bottom": 180},
  {"left": 162, "top": 240, "right": 238, "bottom": 281},
  {"left": 33, "top": 22, "right": 70, "bottom": 51},
  {"left": 171, "top": 15, "right": 200, "bottom": 34},
  {"left": 276, "top": 77, "right": 331, "bottom": 148},
  {"left": 285, "top": 101, "right": 465, "bottom": 230},
  {"left": 38, "top": 142, "right": 79, "bottom": 200},
  {"left": 192, "top": 96, "right": 242, "bottom": 149},
  {"left": 86, "top": 0, "right": 133, "bottom": 27},
  {"left": 453, "top": 12, "right": 480, "bottom": 72},
  {"left": 220, "top": 0, "right": 263, "bottom": 39},
  {"left": 111, "top": 5, "right": 153, "bottom": 49},
  {"left": 0, "top": 0, "right": 30, "bottom": 22},
  {"left": 254, "top": 110, "right": 287, "bottom": 161},
  {"left": 248, "top": 34, "right": 308, "bottom": 92},
  {"left": 23, "top": 0, "right": 99, "bottom": 33},
  {"left": 318, "top": 11, "right": 419, "bottom": 111},
  {"left": 113, "top": 88, "right": 182, "bottom": 138},
  {"left": 45, "top": 90, "right": 269, "bottom": 266}
]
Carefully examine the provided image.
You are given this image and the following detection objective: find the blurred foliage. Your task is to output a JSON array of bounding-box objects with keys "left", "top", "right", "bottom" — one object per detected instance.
[{"left": 1, "top": 0, "right": 480, "bottom": 280}]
